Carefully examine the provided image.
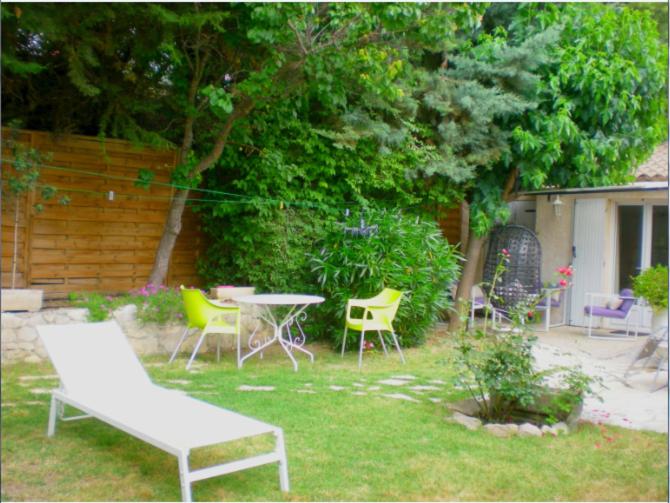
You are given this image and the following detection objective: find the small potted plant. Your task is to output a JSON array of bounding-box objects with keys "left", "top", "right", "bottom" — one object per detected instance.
[{"left": 633, "top": 265, "right": 668, "bottom": 332}]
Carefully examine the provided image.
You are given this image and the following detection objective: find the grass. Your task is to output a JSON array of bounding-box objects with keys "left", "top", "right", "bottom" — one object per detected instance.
[{"left": 1, "top": 334, "right": 668, "bottom": 502}]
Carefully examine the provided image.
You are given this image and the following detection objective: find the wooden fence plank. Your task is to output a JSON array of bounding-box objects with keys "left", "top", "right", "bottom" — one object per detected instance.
[{"left": 2, "top": 128, "right": 205, "bottom": 296}]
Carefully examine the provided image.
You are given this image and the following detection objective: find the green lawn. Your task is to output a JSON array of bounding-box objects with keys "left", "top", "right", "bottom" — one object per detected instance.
[{"left": 1, "top": 336, "right": 668, "bottom": 502}]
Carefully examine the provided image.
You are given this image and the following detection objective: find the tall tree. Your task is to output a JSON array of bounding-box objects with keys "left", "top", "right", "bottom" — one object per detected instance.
[{"left": 449, "top": 3, "right": 668, "bottom": 330}]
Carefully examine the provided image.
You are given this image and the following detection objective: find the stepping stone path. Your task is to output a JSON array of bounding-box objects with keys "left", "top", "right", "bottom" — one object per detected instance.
[
  {"left": 409, "top": 385, "right": 441, "bottom": 391},
  {"left": 329, "top": 385, "right": 346, "bottom": 391},
  {"left": 367, "top": 385, "right": 381, "bottom": 391},
  {"left": 19, "top": 374, "right": 58, "bottom": 381},
  {"left": 429, "top": 379, "right": 446, "bottom": 385},
  {"left": 29, "top": 388, "right": 52, "bottom": 395},
  {"left": 391, "top": 375, "right": 417, "bottom": 380},
  {"left": 429, "top": 398, "right": 443, "bottom": 404},
  {"left": 237, "top": 385, "right": 275, "bottom": 391},
  {"left": 352, "top": 391, "right": 367, "bottom": 396},
  {"left": 377, "top": 379, "right": 411, "bottom": 386},
  {"left": 382, "top": 393, "right": 420, "bottom": 403},
  {"left": 297, "top": 389, "right": 316, "bottom": 394},
  {"left": 352, "top": 383, "right": 366, "bottom": 388},
  {"left": 165, "top": 379, "right": 191, "bottom": 385}
]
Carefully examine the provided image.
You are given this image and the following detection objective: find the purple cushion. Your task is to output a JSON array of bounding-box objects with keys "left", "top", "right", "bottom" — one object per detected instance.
[
  {"left": 618, "top": 288, "right": 635, "bottom": 313},
  {"left": 537, "top": 297, "right": 561, "bottom": 308},
  {"left": 584, "top": 306, "right": 627, "bottom": 319}
]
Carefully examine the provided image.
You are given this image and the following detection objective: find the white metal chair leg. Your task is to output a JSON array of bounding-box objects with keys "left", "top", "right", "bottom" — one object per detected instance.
[
  {"left": 358, "top": 330, "right": 366, "bottom": 369},
  {"left": 47, "top": 394, "right": 58, "bottom": 437},
  {"left": 169, "top": 327, "right": 191, "bottom": 363},
  {"left": 587, "top": 312, "right": 593, "bottom": 338},
  {"left": 390, "top": 330, "right": 405, "bottom": 364},
  {"left": 186, "top": 331, "right": 208, "bottom": 371},
  {"left": 178, "top": 451, "right": 193, "bottom": 502},
  {"left": 377, "top": 330, "right": 388, "bottom": 356},
  {"left": 216, "top": 334, "right": 221, "bottom": 363},
  {"left": 341, "top": 326, "right": 348, "bottom": 357},
  {"left": 275, "top": 429, "right": 290, "bottom": 492},
  {"left": 237, "top": 331, "right": 242, "bottom": 369}
]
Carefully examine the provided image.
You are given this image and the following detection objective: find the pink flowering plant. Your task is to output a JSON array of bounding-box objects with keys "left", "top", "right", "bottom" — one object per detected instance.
[
  {"left": 453, "top": 251, "right": 599, "bottom": 425},
  {"left": 69, "top": 283, "right": 185, "bottom": 325}
]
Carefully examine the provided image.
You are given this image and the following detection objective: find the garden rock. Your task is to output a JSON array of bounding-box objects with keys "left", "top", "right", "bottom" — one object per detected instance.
[
  {"left": 484, "top": 423, "right": 518, "bottom": 437},
  {"left": 382, "top": 393, "right": 420, "bottom": 403},
  {"left": 114, "top": 305, "right": 137, "bottom": 324},
  {"left": 410, "top": 385, "right": 441, "bottom": 391},
  {"left": 17, "top": 327, "right": 38, "bottom": 342},
  {"left": 1, "top": 313, "right": 24, "bottom": 329},
  {"left": 378, "top": 378, "right": 410, "bottom": 386},
  {"left": 541, "top": 425, "right": 558, "bottom": 437},
  {"left": 451, "top": 411, "right": 482, "bottom": 430},
  {"left": 237, "top": 385, "right": 275, "bottom": 391},
  {"left": 518, "top": 423, "right": 542, "bottom": 437},
  {"left": 329, "top": 385, "right": 345, "bottom": 391},
  {"left": 446, "top": 398, "right": 481, "bottom": 417},
  {"left": 553, "top": 422, "right": 569, "bottom": 435}
]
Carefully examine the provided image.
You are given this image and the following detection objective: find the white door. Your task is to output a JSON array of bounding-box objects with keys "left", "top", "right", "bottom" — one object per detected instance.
[{"left": 569, "top": 199, "right": 607, "bottom": 326}]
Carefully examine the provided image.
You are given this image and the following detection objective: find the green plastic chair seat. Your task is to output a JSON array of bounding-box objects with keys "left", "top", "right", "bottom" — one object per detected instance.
[
  {"left": 342, "top": 288, "right": 405, "bottom": 369},
  {"left": 169, "top": 286, "right": 241, "bottom": 370}
]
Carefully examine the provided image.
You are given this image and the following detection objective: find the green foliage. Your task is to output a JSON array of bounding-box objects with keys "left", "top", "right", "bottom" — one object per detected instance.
[
  {"left": 633, "top": 265, "right": 669, "bottom": 311},
  {"left": 467, "top": 3, "right": 668, "bottom": 237},
  {"left": 454, "top": 253, "right": 597, "bottom": 424},
  {"left": 310, "top": 209, "right": 462, "bottom": 347},
  {"left": 69, "top": 285, "right": 185, "bottom": 325},
  {"left": 198, "top": 208, "right": 328, "bottom": 295}
]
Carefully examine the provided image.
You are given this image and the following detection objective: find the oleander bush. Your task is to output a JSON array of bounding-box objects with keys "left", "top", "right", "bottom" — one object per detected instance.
[{"left": 310, "top": 208, "right": 462, "bottom": 348}]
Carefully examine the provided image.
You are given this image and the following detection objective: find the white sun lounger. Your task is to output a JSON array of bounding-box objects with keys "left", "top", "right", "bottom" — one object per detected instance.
[{"left": 37, "top": 321, "right": 289, "bottom": 502}]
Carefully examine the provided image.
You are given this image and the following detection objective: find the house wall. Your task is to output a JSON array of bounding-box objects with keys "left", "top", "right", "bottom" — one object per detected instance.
[
  {"left": 1, "top": 128, "right": 206, "bottom": 302},
  {"left": 534, "top": 189, "right": 668, "bottom": 327}
]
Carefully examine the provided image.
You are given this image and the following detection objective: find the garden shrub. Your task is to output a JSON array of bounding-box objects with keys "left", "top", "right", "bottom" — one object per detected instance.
[
  {"left": 452, "top": 252, "right": 599, "bottom": 425},
  {"left": 309, "top": 208, "right": 462, "bottom": 348},
  {"left": 633, "top": 265, "right": 668, "bottom": 311},
  {"left": 69, "top": 284, "right": 185, "bottom": 325},
  {"left": 198, "top": 207, "right": 330, "bottom": 294}
]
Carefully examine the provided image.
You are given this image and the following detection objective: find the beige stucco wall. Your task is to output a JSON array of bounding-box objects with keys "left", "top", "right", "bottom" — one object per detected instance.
[{"left": 535, "top": 189, "right": 667, "bottom": 293}]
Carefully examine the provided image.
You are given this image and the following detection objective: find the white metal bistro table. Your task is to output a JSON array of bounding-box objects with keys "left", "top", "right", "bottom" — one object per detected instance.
[{"left": 236, "top": 294, "right": 325, "bottom": 371}]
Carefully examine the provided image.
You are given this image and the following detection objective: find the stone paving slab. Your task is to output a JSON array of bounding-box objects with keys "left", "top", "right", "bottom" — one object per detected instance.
[{"left": 535, "top": 328, "right": 668, "bottom": 433}]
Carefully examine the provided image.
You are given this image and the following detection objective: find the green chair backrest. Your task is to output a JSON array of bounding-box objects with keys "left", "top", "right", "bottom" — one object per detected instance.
[
  {"left": 181, "top": 286, "right": 235, "bottom": 329},
  {"left": 369, "top": 288, "right": 403, "bottom": 322}
]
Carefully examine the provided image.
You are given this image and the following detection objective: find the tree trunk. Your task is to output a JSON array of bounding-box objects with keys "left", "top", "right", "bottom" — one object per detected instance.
[
  {"left": 147, "top": 98, "right": 255, "bottom": 286},
  {"left": 148, "top": 188, "right": 190, "bottom": 286},
  {"left": 448, "top": 168, "right": 519, "bottom": 333},
  {"left": 449, "top": 234, "right": 486, "bottom": 332}
]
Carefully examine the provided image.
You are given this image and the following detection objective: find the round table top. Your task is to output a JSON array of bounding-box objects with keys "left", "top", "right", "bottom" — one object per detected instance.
[{"left": 235, "top": 294, "right": 325, "bottom": 306}]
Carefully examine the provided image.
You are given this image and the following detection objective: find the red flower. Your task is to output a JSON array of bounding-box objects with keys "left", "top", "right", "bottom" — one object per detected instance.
[
  {"left": 559, "top": 279, "right": 568, "bottom": 287},
  {"left": 527, "top": 311, "right": 534, "bottom": 318},
  {"left": 594, "top": 443, "right": 601, "bottom": 449},
  {"left": 565, "top": 268, "right": 573, "bottom": 277},
  {"left": 501, "top": 248, "right": 510, "bottom": 256}
]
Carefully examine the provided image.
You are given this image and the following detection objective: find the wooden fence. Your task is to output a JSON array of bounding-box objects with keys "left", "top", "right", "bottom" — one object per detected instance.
[{"left": 1, "top": 128, "right": 204, "bottom": 300}]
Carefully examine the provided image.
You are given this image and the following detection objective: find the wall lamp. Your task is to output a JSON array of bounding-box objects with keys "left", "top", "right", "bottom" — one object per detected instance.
[{"left": 551, "top": 195, "right": 564, "bottom": 217}]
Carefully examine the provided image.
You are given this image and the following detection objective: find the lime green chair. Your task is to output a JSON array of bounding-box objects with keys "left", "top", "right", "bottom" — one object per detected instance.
[
  {"left": 169, "top": 286, "right": 241, "bottom": 370},
  {"left": 342, "top": 288, "right": 405, "bottom": 369}
]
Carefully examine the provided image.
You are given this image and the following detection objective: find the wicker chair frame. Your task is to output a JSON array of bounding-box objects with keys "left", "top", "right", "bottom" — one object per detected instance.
[{"left": 483, "top": 224, "right": 542, "bottom": 311}]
